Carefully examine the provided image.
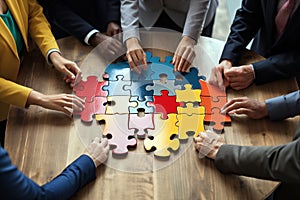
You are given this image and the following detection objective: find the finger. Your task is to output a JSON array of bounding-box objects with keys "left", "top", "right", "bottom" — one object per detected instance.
[
  {"left": 101, "top": 138, "right": 109, "bottom": 146},
  {"left": 172, "top": 55, "right": 179, "bottom": 71},
  {"left": 229, "top": 108, "right": 251, "bottom": 116}
]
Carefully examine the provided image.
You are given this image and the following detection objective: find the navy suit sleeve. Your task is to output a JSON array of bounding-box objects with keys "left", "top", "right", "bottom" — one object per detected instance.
[
  {"left": 215, "top": 135, "right": 300, "bottom": 183},
  {"left": 42, "top": 0, "right": 95, "bottom": 43},
  {"left": 0, "top": 148, "right": 96, "bottom": 200},
  {"left": 220, "top": 0, "right": 263, "bottom": 65},
  {"left": 253, "top": 49, "right": 300, "bottom": 84},
  {"left": 106, "top": 0, "right": 121, "bottom": 23}
]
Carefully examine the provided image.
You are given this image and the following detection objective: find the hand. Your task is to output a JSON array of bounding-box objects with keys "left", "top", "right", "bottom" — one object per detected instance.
[
  {"left": 173, "top": 36, "right": 196, "bottom": 72},
  {"left": 89, "top": 32, "right": 123, "bottom": 55},
  {"left": 208, "top": 59, "right": 232, "bottom": 91},
  {"left": 224, "top": 64, "right": 255, "bottom": 90},
  {"left": 194, "top": 130, "right": 225, "bottom": 159},
  {"left": 106, "top": 22, "right": 122, "bottom": 37},
  {"left": 49, "top": 52, "right": 81, "bottom": 87},
  {"left": 27, "top": 90, "right": 85, "bottom": 116},
  {"left": 125, "top": 37, "right": 147, "bottom": 74},
  {"left": 221, "top": 97, "right": 268, "bottom": 119},
  {"left": 85, "top": 137, "right": 109, "bottom": 167}
]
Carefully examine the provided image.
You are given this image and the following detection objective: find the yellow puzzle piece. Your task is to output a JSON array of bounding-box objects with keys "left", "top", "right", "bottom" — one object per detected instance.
[{"left": 175, "top": 84, "right": 201, "bottom": 103}]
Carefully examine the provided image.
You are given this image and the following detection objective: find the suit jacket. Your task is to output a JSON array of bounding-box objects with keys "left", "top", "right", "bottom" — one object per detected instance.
[
  {"left": 0, "top": 147, "right": 96, "bottom": 200},
  {"left": 40, "top": 0, "right": 121, "bottom": 44},
  {"left": 0, "top": 0, "right": 59, "bottom": 121},
  {"left": 121, "top": 0, "right": 218, "bottom": 42},
  {"left": 215, "top": 90, "right": 300, "bottom": 199},
  {"left": 220, "top": 0, "right": 300, "bottom": 85}
]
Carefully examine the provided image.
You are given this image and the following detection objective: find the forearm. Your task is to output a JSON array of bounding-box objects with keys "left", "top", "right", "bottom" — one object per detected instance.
[
  {"left": 182, "top": 0, "right": 210, "bottom": 42},
  {"left": 253, "top": 50, "right": 300, "bottom": 85},
  {"left": 120, "top": 0, "right": 140, "bottom": 42},
  {"left": 215, "top": 139, "right": 300, "bottom": 183},
  {"left": 0, "top": 78, "right": 32, "bottom": 108},
  {"left": 266, "top": 90, "right": 300, "bottom": 121},
  {"left": 220, "top": 0, "right": 262, "bottom": 65}
]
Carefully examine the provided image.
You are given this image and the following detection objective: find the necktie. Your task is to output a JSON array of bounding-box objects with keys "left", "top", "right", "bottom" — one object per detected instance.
[{"left": 275, "top": 0, "right": 295, "bottom": 37}]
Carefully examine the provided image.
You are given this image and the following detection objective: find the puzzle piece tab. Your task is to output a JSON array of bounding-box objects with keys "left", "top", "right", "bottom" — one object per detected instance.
[
  {"left": 128, "top": 113, "right": 155, "bottom": 138},
  {"left": 144, "top": 114, "right": 180, "bottom": 157},
  {"left": 105, "top": 96, "right": 137, "bottom": 114},
  {"left": 175, "top": 84, "right": 201, "bottom": 103},
  {"left": 105, "top": 61, "right": 131, "bottom": 81},
  {"left": 73, "top": 76, "right": 99, "bottom": 102},
  {"left": 96, "top": 114, "right": 136, "bottom": 154},
  {"left": 175, "top": 67, "right": 206, "bottom": 89},
  {"left": 176, "top": 114, "right": 205, "bottom": 140},
  {"left": 149, "top": 55, "right": 176, "bottom": 80},
  {"left": 200, "top": 80, "right": 226, "bottom": 100},
  {"left": 129, "top": 96, "right": 154, "bottom": 114},
  {"left": 123, "top": 80, "right": 154, "bottom": 101},
  {"left": 145, "top": 79, "right": 181, "bottom": 96},
  {"left": 102, "top": 75, "right": 131, "bottom": 96}
]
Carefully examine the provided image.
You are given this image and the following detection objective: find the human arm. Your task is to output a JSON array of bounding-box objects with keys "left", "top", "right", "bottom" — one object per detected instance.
[
  {"left": 221, "top": 90, "right": 300, "bottom": 120},
  {"left": 173, "top": 0, "right": 210, "bottom": 72},
  {"left": 194, "top": 129, "right": 300, "bottom": 183},
  {"left": 0, "top": 137, "right": 109, "bottom": 200},
  {"left": 106, "top": 0, "right": 122, "bottom": 37}
]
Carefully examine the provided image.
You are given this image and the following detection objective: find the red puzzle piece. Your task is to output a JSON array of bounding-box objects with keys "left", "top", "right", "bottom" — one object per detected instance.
[
  {"left": 95, "top": 80, "right": 108, "bottom": 97},
  {"left": 73, "top": 76, "right": 99, "bottom": 102},
  {"left": 73, "top": 96, "right": 107, "bottom": 122},
  {"left": 147, "top": 90, "right": 183, "bottom": 120}
]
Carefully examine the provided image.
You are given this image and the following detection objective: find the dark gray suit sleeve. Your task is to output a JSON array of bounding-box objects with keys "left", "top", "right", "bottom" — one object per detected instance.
[
  {"left": 215, "top": 136, "right": 300, "bottom": 183},
  {"left": 265, "top": 90, "right": 300, "bottom": 121}
]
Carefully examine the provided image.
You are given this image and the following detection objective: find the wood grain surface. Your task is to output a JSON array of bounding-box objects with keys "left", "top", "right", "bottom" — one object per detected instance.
[{"left": 5, "top": 34, "right": 299, "bottom": 200}]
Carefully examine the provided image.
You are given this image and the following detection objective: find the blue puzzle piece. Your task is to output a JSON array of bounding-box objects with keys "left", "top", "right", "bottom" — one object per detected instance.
[
  {"left": 174, "top": 67, "right": 206, "bottom": 89},
  {"left": 105, "top": 61, "right": 131, "bottom": 81},
  {"left": 129, "top": 96, "right": 154, "bottom": 114},
  {"left": 150, "top": 56, "right": 176, "bottom": 80},
  {"left": 145, "top": 80, "right": 181, "bottom": 96},
  {"left": 123, "top": 80, "right": 154, "bottom": 101},
  {"left": 131, "top": 52, "right": 154, "bottom": 81},
  {"left": 102, "top": 75, "right": 131, "bottom": 96}
]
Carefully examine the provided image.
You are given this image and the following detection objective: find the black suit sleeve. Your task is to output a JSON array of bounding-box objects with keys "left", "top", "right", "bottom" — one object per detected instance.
[
  {"left": 215, "top": 123, "right": 300, "bottom": 183},
  {"left": 220, "top": 0, "right": 263, "bottom": 65},
  {"left": 41, "top": 0, "right": 94, "bottom": 44},
  {"left": 106, "top": 0, "right": 121, "bottom": 24}
]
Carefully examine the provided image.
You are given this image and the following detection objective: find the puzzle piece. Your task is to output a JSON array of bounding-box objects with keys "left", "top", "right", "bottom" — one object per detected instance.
[
  {"left": 105, "top": 61, "right": 131, "bottom": 81},
  {"left": 174, "top": 67, "right": 206, "bottom": 89},
  {"left": 175, "top": 84, "right": 201, "bottom": 103},
  {"left": 149, "top": 55, "right": 176, "bottom": 80},
  {"left": 73, "top": 76, "right": 99, "bottom": 102},
  {"left": 200, "top": 80, "right": 226, "bottom": 101},
  {"left": 102, "top": 75, "right": 131, "bottom": 96},
  {"left": 95, "top": 80, "right": 108, "bottom": 97},
  {"left": 147, "top": 90, "right": 182, "bottom": 120},
  {"left": 96, "top": 114, "right": 136, "bottom": 154},
  {"left": 145, "top": 79, "right": 181, "bottom": 96},
  {"left": 129, "top": 96, "right": 154, "bottom": 114},
  {"left": 200, "top": 96, "right": 227, "bottom": 113},
  {"left": 176, "top": 114, "right": 205, "bottom": 140},
  {"left": 144, "top": 114, "right": 180, "bottom": 157},
  {"left": 123, "top": 80, "right": 154, "bottom": 101},
  {"left": 74, "top": 96, "right": 107, "bottom": 122},
  {"left": 177, "top": 103, "right": 205, "bottom": 116},
  {"left": 105, "top": 96, "right": 137, "bottom": 114},
  {"left": 204, "top": 107, "right": 231, "bottom": 132},
  {"left": 128, "top": 113, "right": 155, "bottom": 138}
]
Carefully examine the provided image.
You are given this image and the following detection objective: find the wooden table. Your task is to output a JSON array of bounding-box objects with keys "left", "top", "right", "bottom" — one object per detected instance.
[{"left": 5, "top": 32, "right": 299, "bottom": 200}]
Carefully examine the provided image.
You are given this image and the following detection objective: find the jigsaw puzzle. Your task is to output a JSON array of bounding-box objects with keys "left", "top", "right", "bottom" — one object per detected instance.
[{"left": 73, "top": 52, "right": 231, "bottom": 158}]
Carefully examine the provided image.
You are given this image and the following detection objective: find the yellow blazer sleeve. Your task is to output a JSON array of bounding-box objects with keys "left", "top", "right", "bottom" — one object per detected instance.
[
  {"left": 28, "top": 0, "right": 59, "bottom": 58},
  {"left": 0, "top": 77, "right": 32, "bottom": 107}
]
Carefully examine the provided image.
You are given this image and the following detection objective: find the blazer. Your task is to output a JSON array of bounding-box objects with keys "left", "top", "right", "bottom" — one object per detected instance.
[
  {"left": 121, "top": 0, "right": 218, "bottom": 42},
  {"left": 215, "top": 90, "right": 300, "bottom": 199},
  {"left": 40, "top": 0, "right": 121, "bottom": 44},
  {"left": 0, "top": 0, "right": 59, "bottom": 121},
  {"left": 220, "top": 0, "right": 300, "bottom": 85},
  {"left": 0, "top": 147, "right": 96, "bottom": 200}
]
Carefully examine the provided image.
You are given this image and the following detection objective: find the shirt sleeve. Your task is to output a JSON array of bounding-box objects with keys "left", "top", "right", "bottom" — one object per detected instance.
[{"left": 265, "top": 90, "right": 300, "bottom": 121}]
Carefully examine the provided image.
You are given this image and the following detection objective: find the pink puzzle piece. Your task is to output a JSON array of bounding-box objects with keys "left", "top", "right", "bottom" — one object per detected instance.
[
  {"left": 95, "top": 80, "right": 108, "bottom": 97},
  {"left": 95, "top": 114, "right": 136, "bottom": 154},
  {"left": 144, "top": 114, "right": 180, "bottom": 157},
  {"left": 128, "top": 113, "right": 155, "bottom": 138},
  {"left": 73, "top": 76, "right": 99, "bottom": 102},
  {"left": 147, "top": 90, "right": 182, "bottom": 120},
  {"left": 74, "top": 96, "right": 107, "bottom": 122}
]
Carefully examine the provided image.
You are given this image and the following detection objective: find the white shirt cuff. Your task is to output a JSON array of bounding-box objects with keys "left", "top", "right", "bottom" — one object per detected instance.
[
  {"left": 250, "top": 64, "right": 255, "bottom": 79},
  {"left": 84, "top": 29, "right": 100, "bottom": 45},
  {"left": 46, "top": 48, "right": 61, "bottom": 65}
]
